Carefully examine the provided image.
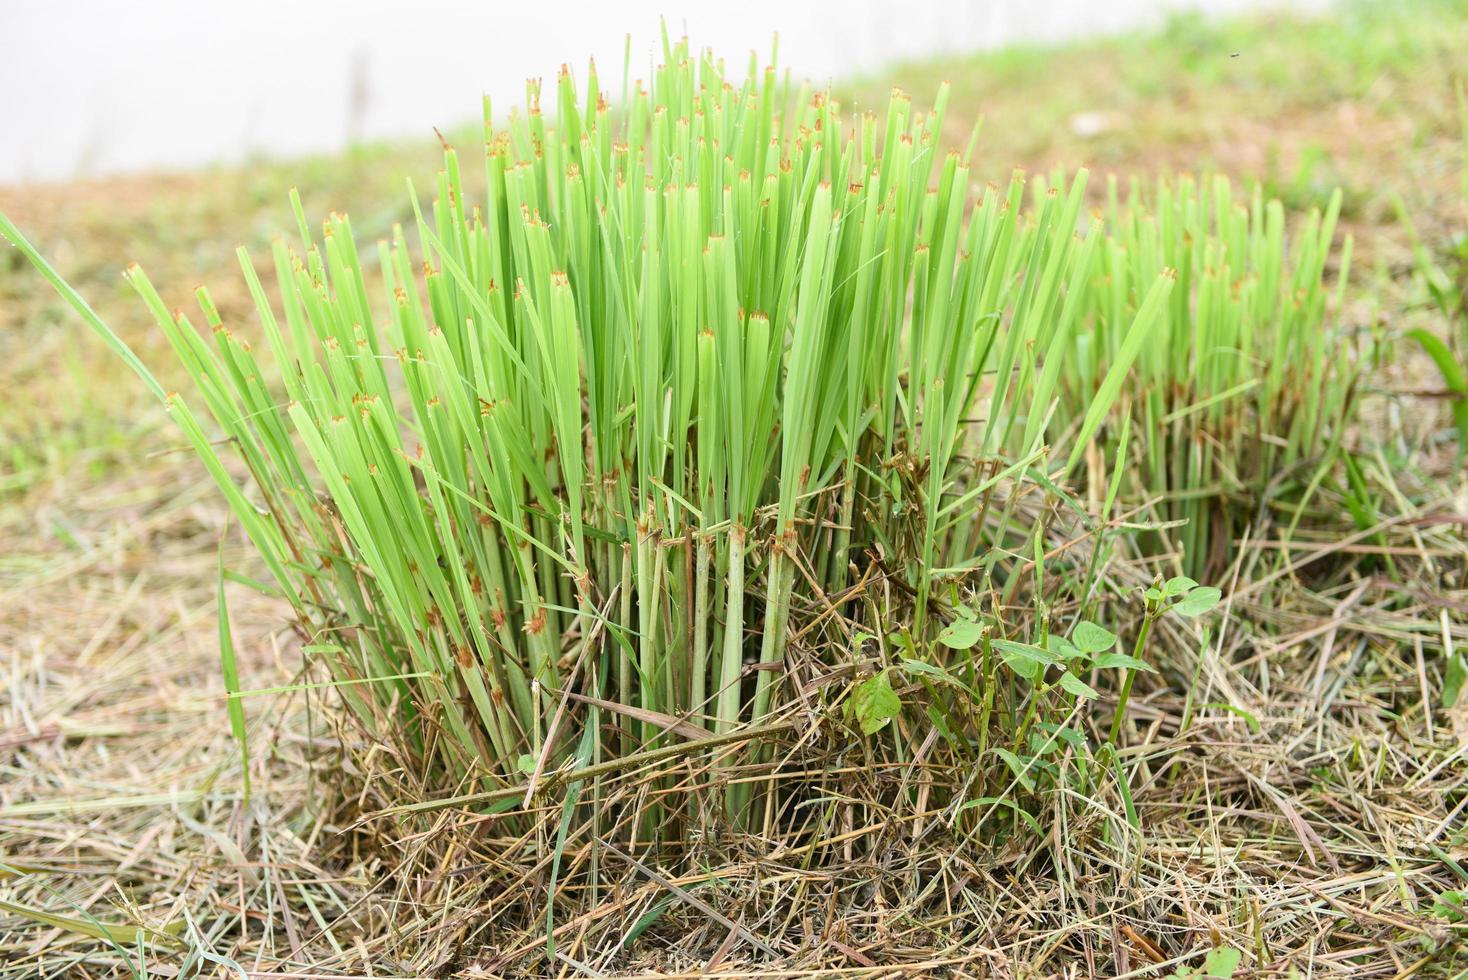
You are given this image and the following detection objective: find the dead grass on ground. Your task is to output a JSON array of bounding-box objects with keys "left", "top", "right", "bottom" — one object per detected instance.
[{"left": 1, "top": 438, "right": 1463, "bottom": 976}]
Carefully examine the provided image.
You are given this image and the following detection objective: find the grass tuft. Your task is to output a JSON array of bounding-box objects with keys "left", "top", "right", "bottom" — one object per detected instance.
[{"left": 0, "top": 34, "right": 1362, "bottom": 856}]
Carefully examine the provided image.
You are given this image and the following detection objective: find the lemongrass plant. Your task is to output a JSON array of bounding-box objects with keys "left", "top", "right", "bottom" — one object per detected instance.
[
  {"left": 1, "top": 37, "right": 1175, "bottom": 823},
  {"left": 1041, "top": 173, "right": 1359, "bottom": 579}
]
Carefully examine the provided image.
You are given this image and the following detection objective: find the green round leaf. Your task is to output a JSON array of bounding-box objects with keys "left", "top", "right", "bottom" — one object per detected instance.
[
  {"left": 1202, "top": 946, "right": 1242, "bottom": 978},
  {"left": 1071, "top": 620, "right": 1118, "bottom": 654},
  {"left": 1164, "top": 575, "right": 1198, "bottom": 597},
  {"left": 1092, "top": 651, "right": 1157, "bottom": 673},
  {"left": 938, "top": 618, "right": 985, "bottom": 650},
  {"left": 992, "top": 639, "right": 1061, "bottom": 681},
  {"left": 1058, "top": 671, "right": 1099, "bottom": 699},
  {"left": 1172, "top": 586, "right": 1222, "bottom": 617},
  {"left": 851, "top": 670, "right": 901, "bottom": 735},
  {"left": 1046, "top": 634, "right": 1079, "bottom": 660},
  {"left": 993, "top": 748, "right": 1037, "bottom": 792}
]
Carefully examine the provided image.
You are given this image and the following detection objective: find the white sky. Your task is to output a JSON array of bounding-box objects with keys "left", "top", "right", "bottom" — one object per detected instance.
[{"left": 0, "top": 0, "right": 1328, "bottom": 183}]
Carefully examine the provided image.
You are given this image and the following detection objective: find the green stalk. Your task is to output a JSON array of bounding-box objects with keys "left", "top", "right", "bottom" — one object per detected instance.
[
  {"left": 714, "top": 525, "right": 747, "bottom": 736},
  {"left": 1107, "top": 609, "right": 1158, "bottom": 747}
]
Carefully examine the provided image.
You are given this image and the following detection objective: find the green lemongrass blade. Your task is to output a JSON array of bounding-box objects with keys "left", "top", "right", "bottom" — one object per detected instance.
[
  {"left": 621, "top": 897, "right": 677, "bottom": 949},
  {"left": 545, "top": 710, "right": 598, "bottom": 955},
  {"left": 1406, "top": 328, "right": 1467, "bottom": 394},
  {"left": 0, "top": 894, "right": 182, "bottom": 950},
  {"left": 1159, "top": 377, "right": 1262, "bottom": 425},
  {"left": 1406, "top": 328, "right": 1468, "bottom": 456},
  {"left": 224, "top": 671, "right": 435, "bottom": 699},
  {"left": 1065, "top": 271, "right": 1174, "bottom": 472},
  {"left": 216, "top": 541, "right": 251, "bottom": 801},
  {"left": 0, "top": 215, "right": 168, "bottom": 403},
  {"left": 1111, "top": 754, "right": 1140, "bottom": 831},
  {"left": 935, "top": 447, "right": 1048, "bottom": 521},
  {"left": 958, "top": 796, "right": 1044, "bottom": 836}
]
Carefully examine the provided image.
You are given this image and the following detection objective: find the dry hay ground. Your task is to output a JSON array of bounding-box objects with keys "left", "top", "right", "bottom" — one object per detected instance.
[
  {"left": 4, "top": 7, "right": 1468, "bottom": 977},
  {"left": 1, "top": 431, "right": 1465, "bottom": 978}
]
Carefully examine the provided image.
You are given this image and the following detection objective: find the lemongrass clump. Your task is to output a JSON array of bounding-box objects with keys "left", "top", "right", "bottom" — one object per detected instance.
[
  {"left": 1042, "top": 173, "right": 1359, "bottom": 579},
  {"left": 2, "top": 38, "right": 1177, "bottom": 828}
]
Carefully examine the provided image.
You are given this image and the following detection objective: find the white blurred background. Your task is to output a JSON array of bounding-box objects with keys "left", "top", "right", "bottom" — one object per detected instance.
[{"left": 0, "top": 0, "right": 1329, "bottom": 183}]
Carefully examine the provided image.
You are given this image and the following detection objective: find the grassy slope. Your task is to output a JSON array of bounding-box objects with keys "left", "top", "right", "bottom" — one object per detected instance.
[
  {"left": 850, "top": 0, "right": 1467, "bottom": 219},
  {"left": 1, "top": 2, "right": 1466, "bottom": 975},
  {"left": 5, "top": 2, "right": 1466, "bottom": 462}
]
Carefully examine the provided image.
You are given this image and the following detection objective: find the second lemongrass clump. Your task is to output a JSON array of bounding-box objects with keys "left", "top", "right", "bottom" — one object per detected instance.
[{"left": 1046, "top": 173, "right": 1358, "bottom": 579}]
